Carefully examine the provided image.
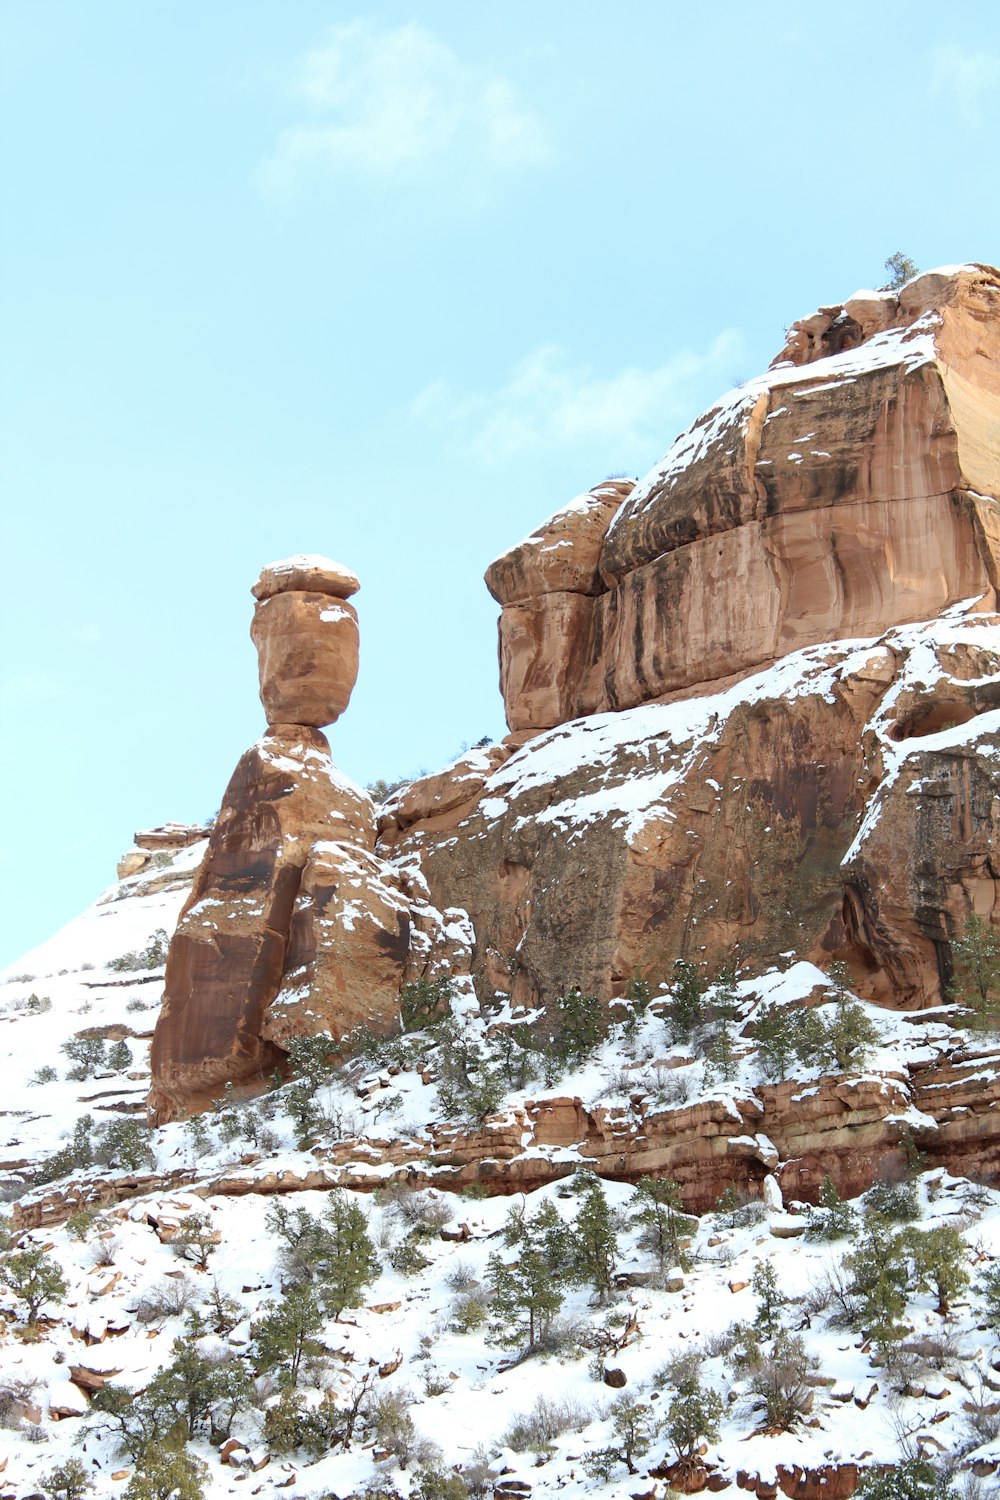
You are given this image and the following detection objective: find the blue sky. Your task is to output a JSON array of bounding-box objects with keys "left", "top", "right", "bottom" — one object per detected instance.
[{"left": 2, "top": 1, "right": 999, "bottom": 966}]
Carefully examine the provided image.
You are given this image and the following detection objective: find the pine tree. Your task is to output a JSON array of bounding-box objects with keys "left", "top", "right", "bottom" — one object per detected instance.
[
  {"left": 319, "top": 1192, "right": 380, "bottom": 1318},
  {"left": 571, "top": 1174, "right": 618, "bottom": 1302},
  {"left": 754, "top": 1002, "right": 797, "bottom": 1079},
  {"left": 951, "top": 914, "right": 1000, "bottom": 1030},
  {"left": 752, "top": 1260, "right": 786, "bottom": 1337},
  {"left": 0, "top": 1244, "right": 68, "bottom": 1324},
  {"left": 632, "top": 1176, "right": 694, "bottom": 1272},
  {"left": 880, "top": 252, "right": 919, "bottom": 291},
  {"left": 487, "top": 1199, "right": 567, "bottom": 1350},
  {"left": 843, "top": 1221, "right": 910, "bottom": 1355},
  {"left": 905, "top": 1225, "right": 970, "bottom": 1316},
  {"left": 251, "top": 1284, "right": 326, "bottom": 1387}
]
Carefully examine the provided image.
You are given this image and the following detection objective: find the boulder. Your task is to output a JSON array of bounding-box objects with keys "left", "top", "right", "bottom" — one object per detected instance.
[
  {"left": 251, "top": 591, "right": 359, "bottom": 729},
  {"left": 252, "top": 554, "right": 360, "bottom": 601}
]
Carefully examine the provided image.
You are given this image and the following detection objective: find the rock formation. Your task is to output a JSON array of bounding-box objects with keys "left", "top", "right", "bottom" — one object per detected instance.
[
  {"left": 151, "top": 266, "right": 1000, "bottom": 1116},
  {"left": 487, "top": 265, "right": 1000, "bottom": 733},
  {"left": 149, "top": 556, "right": 469, "bottom": 1122}
]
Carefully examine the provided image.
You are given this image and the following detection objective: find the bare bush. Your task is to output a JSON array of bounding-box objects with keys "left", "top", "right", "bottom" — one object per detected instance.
[
  {"left": 503, "top": 1394, "right": 590, "bottom": 1453},
  {"left": 133, "top": 1276, "right": 196, "bottom": 1327}
]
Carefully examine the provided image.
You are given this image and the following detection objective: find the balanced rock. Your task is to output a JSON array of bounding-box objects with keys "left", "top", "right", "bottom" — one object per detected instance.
[
  {"left": 251, "top": 554, "right": 360, "bottom": 728},
  {"left": 488, "top": 264, "right": 1000, "bottom": 733}
]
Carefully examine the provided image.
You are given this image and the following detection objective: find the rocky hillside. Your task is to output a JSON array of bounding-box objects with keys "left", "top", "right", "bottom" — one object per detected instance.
[{"left": 2, "top": 263, "right": 1000, "bottom": 1500}]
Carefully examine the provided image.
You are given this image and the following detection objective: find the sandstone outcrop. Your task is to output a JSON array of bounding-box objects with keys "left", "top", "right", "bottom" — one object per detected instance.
[
  {"left": 387, "top": 615, "right": 1000, "bottom": 1010},
  {"left": 150, "top": 560, "right": 472, "bottom": 1122},
  {"left": 488, "top": 265, "right": 1000, "bottom": 733},
  {"left": 251, "top": 553, "right": 360, "bottom": 728}
]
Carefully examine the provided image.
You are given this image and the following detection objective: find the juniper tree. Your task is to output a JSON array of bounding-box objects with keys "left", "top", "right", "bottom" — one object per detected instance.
[
  {"left": 123, "top": 1451, "right": 209, "bottom": 1500},
  {"left": 571, "top": 1173, "right": 618, "bottom": 1302},
  {"left": 951, "top": 913, "right": 1000, "bottom": 1030},
  {"left": 584, "top": 1397, "right": 660, "bottom": 1479},
  {"left": 664, "top": 1375, "right": 723, "bottom": 1464},
  {"left": 0, "top": 1244, "right": 68, "bottom": 1324},
  {"left": 170, "top": 1211, "right": 218, "bottom": 1270},
  {"left": 41, "top": 1460, "right": 93, "bottom": 1500},
  {"left": 752, "top": 1260, "right": 786, "bottom": 1337},
  {"left": 905, "top": 1224, "right": 970, "bottom": 1316},
  {"left": 880, "top": 252, "right": 919, "bottom": 291},
  {"left": 804, "top": 1174, "right": 857, "bottom": 1241},
  {"left": 632, "top": 1175, "right": 695, "bottom": 1273},
  {"left": 549, "top": 985, "right": 604, "bottom": 1066},
  {"left": 753, "top": 1002, "right": 798, "bottom": 1079},
  {"left": 665, "top": 960, "right": 706, "bottom": 1043},
  {"left": 487, "top": 1199, "right": 567, "bottom": 1350},
  {"left": 251, "top": 1283, "right": 326, "bottom": 1387},
  {"left": 267, "top": 1193, "right": 378, "bottom": 1318},
  {"left": 843, "top": 1220, "right": 911, "bottom": 1356}
]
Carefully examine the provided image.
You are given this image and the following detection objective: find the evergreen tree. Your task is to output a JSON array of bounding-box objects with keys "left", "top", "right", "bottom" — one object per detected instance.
[
  {"left": 905, "top": 1225, "right": 970, "bottom": 1316},
  {"left": 631, "top": 1176, "right": 695, "bottom": 1273},
  {"left": 880, "top": 252, "right": 919, "bottom": 291},
  {"left": 754, "top": 1002, "right": 798, "bottom": 1079},
  {"left": 855, "top": 1457, "right": 954, "bottom": 1500},
  {"left": 123, "top": 1451, "right": 209, "bottom": 1500},
  {"left": 752, "top": 1260, "right": 786, "bottom": 1337},
  {"left": 487, "top": 1199, "right": 567, "bottom": 1350},
  {"left": 804, "top": 1175, "right": 857, "bottom": 1241},
  {"left": 41, "top": 1460, "right": 93, "bottom": 1500},
  {"left": 170, "top": 1211, "right": 218, "bottom": 1269},
  {"left": 665, "top": 960, "right": 706, "bottom": 1043},
  {"left": 951, "top": 914, "right": 1000, "bottom": 1030},
  {"left": 571, "top": 1174, "right": 618, "bottom": 1302},
  {"left": 843, "top": 1221, "right": 910, "bottom": 1356},
  {"left": 251, "top": 1284, "right": 326, "bottom": 1386},
  {"left": 319, "top": 1192, "right": 381, "bottom": 1318},
  {"left": 549, "top": 986, "right": 604, "bottom": 1066},
  {"left": 664, "top": 1375, "right": 723, "bottom": 1464},
  {"left": 0, "top": 1244, "right": 68, "bottom": 1324}
]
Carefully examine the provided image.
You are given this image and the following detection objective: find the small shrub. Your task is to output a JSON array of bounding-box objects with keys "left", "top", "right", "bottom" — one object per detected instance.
[
  {"left": 401, "top": 975, "right": 455, "bottom": 1031},
  {"left": 368, "top": 1387, "right": 438, "bottom": 1469},
  {"left": 503, "top": 1394, "right": 589, "bottom": 1453},
  {"left": 740, "top": 1328, "right": 820, "bottom": 1431},
  {"left": 134, "top": 1276, "right": 196, "bottom": 1327},
  {"left": 41, "top": 1459, "right": 93, "bottom": 1500},
  {"left": 584, "top": 1396, "right": 660, "bottom": 1479},
  {"left": 170, "top": 1211, "right": 219, "bottom": 1269},
  {"left": 451, "top": 1287, "right": 489, "bottom": 1333},
  {"left": 804, "top": 1175, "right": 858, "bottom": 1241},
  {"left": 865, "top": 1177, "right": 921, "bottom": 1224},
  {"left": 108, "top": 929, "right": 169, "bottom": 973},
  {"left": 123, "top": 1449, "right": 209, "bottom": 1500},
  {"left": 30, "top": 1065, "right": 58, "bottom": 1086},
  {"left": 106, "top": 1039, "right": 132, "bottom": 1072}
]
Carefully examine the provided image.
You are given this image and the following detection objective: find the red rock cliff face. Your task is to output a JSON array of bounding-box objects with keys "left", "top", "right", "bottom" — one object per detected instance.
[{"left": 487, "top": 265, "right": 1000, "bottom": 734}]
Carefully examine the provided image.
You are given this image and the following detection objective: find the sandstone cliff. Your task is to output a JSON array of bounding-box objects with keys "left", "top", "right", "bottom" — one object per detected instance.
[{"left": 487, "top": 264, "right": 1000, "bottom": 733}]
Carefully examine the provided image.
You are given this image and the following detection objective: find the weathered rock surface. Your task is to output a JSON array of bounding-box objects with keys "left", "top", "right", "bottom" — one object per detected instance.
[
  {"left": 388, "top": 615, "right": 1000, "bottom": 1010},
  {"left": 251, "top": 590, "right": 360, "bottom": 729},
  {"left": 252, "top": 553, "right": 360, "bottom": 602},
  {"left": 148, "top": 728, "right": 468, "bottom": 1121},
  {"left": 488, "top": 265, "right": 1000, "bottom": 733}
]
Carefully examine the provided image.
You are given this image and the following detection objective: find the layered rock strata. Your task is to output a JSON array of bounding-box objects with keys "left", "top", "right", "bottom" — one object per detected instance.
[{"left": 487, "top": 265, "right": 1000, "bottom": 733}]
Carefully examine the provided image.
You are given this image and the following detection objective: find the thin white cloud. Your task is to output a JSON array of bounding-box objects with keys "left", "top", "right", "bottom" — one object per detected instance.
[
  {"left": 931, "top": 44, "right": 1000, "bottom": 124},
  {"left": 409, "top": 334, "right": 745, "bottom": 467},
  {"left": 260, "top": 20, "right": 552, "bottom": 196}
]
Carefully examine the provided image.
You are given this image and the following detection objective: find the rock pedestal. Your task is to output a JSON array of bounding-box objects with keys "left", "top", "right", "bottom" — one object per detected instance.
[{"left": 149, "top": 557, "right": 466, "bottom": 1122}]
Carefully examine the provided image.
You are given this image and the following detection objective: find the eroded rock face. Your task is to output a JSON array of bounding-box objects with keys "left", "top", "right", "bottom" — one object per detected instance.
[
  {"left": 251, "top": 591, "right": 360, "bottom": 729},
  {"left": 488, "top": 265, "right": 1000, "bottom": 733},
  {"left": 148, "top": 728, "right": 386, "bottom": 1119},
  {"left": 250, "top": 554, "right": 362, "bottom": 729},
  {"left": 387, "top": 615, "right": 1000, "bottom": 1011}
]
